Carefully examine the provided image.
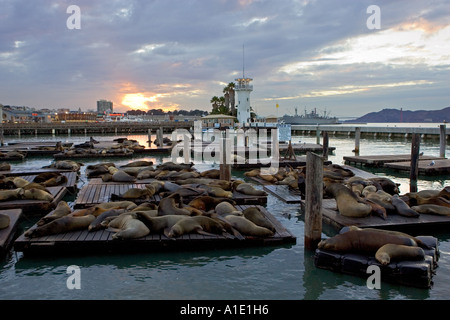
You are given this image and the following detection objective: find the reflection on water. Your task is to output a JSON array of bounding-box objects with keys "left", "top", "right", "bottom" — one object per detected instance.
[{"left": 0, "top": 131, "right": 449, "bottom": 300}]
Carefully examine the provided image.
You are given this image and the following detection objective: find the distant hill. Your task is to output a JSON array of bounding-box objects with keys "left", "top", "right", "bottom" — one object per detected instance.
[{"left": 346, "top": 107, "right": 450, "bottom": 123}]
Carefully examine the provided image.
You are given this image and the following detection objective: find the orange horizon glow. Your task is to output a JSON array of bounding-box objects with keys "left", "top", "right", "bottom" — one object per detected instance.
[{"left": 120, "top": 93, "right": 180, "bottom": 113}]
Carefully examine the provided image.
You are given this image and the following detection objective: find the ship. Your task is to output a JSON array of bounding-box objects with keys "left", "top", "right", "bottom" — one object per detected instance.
[{"left": 280, "top": 107, "right": 340, "bottom": 125}]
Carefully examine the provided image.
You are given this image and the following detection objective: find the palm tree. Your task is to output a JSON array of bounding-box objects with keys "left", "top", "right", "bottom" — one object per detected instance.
[
  {"left": 226, "top": 82, "right": 236, "bottom": 117},
  {"left": 210, "top": 96, "right": 220, "bottom": 113}
]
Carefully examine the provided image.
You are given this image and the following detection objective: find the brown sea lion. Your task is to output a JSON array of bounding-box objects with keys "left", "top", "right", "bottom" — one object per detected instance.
[
  {"left": 110, "top": 188, "right": 153, "bottom": 201},
  {"left": 318, "top": 228, "right": 419, "bottom": 254},
  {"left": 23, "top": 188, "right": 54, "bottom": 202},
  {"left": 33, "top": 172, "right": 61, "bottom": 183},
  {"left": 88, "top": 208, "right": 127, "bottom": 232},
  {"left": 136, "top": 214, "right": 188, "bottom": 233},
  {"left": 24, "top": 214, "right": 95, "bottom": 238},
  {"left": 42, "top": 175, "right": 68, "bottom": 187},
  {"left": 236, "top": 183, "right": 267, "bottom": 196},
  {"left": 167, "top": 216, "right": 227, "bottom": 238},
  {"left": 120, "top": 160, "right": 154, "bottom": 167},
  {"left": 0, "top": 213, "right": 10, "bottom": 230},
  {"left": 0, "top": 188, "right": 24, "bottom": 201},
  {"left": 325, "top": 183, "right": 372, "bottom": 218},
  {"left": 375, "top": 244, "right": 425, "bottom": 265},
  {"left": 94, "top": 201, "right": 137, "bottom": 211},
  {"left": 411, "top": 204, "right": 450, "bottom": 216},
  {"left": 391, "top": 194, "right": 420, "bottom": 217},
  {"left": 107, "top": 213, "right": 150, "bottom": 240},
  {"left": 244, "top": 169, "right": 260, "bottom": 177},
  {"left": 158, "top": 194, "right": 191, "bottom": 216},
  {"left": 242, "top": 207, "right": 276, "bottom": 232},
  {"left": 224, "top": 215, "right": 274, "bottom": 237},
  {"left": 112, "top": 170, "right": 136, "bottom": 183},
  {"left": 215, "top": 202, "right": 241, "bottom": 216},
  {"left": 200, "top": 169, "right": 221, "bottom": 179},
  {"left": 12, "top": 177, "right": 29, "bottom": 188},
  {"left": 36, "top": 200, "right": 72, "bottom": 226},
  {"left": 188, "top": 196, "right": 235, "bottom": 212}
]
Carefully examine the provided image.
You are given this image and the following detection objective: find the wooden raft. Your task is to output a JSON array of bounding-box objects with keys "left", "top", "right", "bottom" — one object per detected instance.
[
  {"left": 13, "top": 172, "right": 78, "bottom": 192},
  {"left": 303, "top": 198, "right": 450, "bottom": 231},
  {"left": 0, "top": 187, "right": 67, "bottom": 216},
  {"left": 343, "top": 154, "right": 444, "bottom": 167},
  {"left": 0, "top": 209, "right": 22, "bottom": 256},
  {"left": 263, "top": 185, "right": 302, "bottom": 204},
  {"left": 384, "top": 159, "right": 450, "bottom": 175},
  {"left": 13, "top": 205, "right": 296, "bottom": 256},
  {"left": 74, "top": 183, "right": 267, "bottom": 208},
  {"left": 54, "top": 152, "right": 134, "bottom": 160}
]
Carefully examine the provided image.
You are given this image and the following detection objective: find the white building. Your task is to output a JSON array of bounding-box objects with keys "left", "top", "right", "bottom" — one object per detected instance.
[{"left": 235, "top": 77, "right": 253, "bottom": 125}]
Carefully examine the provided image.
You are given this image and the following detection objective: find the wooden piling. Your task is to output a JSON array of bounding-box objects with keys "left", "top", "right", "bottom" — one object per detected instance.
[
  {"left": 322, "top": 131, "right": 329, "bottom": 161},
  {"left": 316, "top": 126, "right": 320, "bottom": 144},
  {"left": 440, "top": 124, "right": 446, "bottom": 158},
  {"left": 304, "top": 152, "right": 323, "bottom": 250},
  {"left": 354, "top": 127, "right": 361, "bottom": 156},
  {"left": 410, "top": 133, "right": 420, "bottom": 193}
]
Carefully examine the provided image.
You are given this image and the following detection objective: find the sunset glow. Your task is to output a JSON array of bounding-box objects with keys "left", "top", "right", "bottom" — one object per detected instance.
[{"left": 121, "top": 93, "right": 180, "bottom": 113}]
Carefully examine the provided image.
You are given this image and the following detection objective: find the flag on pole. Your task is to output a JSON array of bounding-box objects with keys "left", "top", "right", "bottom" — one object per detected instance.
[{"left": 276, "top": 103, "right": 279, "bottom": 108}]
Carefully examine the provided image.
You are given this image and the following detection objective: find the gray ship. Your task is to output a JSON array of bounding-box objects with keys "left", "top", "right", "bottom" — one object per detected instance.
[{"left": 281, "top": 107, "right": 340, "bottom": 125}]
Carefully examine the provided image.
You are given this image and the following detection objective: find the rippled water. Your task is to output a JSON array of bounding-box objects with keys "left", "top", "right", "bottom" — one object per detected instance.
[{"left": 0, "top": 129, "right": 449, "bottom": 300}]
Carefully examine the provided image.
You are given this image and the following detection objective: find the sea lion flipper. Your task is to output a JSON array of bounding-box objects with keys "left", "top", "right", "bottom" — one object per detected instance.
[{"left": 106, "top": 227, "right": 121, "bottom": 233}]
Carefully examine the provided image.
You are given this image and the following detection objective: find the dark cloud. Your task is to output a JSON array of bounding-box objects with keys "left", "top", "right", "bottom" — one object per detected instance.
[{"left": 0, "top": 0, "right": 449, "bottom": 116}]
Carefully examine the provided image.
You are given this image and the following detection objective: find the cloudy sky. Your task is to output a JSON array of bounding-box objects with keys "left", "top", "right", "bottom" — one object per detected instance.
[{"left": 1, "top": 0, "right": 449, "bottom": 118}]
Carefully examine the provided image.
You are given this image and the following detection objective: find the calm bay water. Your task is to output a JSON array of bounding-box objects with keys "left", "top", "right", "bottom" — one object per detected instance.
[{"left": 0, "top": 124, "right": 449, "bottom": 301}]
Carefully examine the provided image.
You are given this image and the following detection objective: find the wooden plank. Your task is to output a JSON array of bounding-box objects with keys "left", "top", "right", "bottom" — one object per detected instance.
[
  {"left": 343, "top": 154, "right": 444, "bottom": 167},
  {"left": 263, "top": 185, "right": 302, "bottom": 203}
]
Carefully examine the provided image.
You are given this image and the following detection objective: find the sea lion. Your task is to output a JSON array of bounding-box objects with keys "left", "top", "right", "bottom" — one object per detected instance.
[
  {"left": 33, "top": 172, "right": 60, "bottom": 183},
  {"left": 0, "top": 213, "right": 10, "bottom": 230},
  {"left": 369, "top": 177, "right": 400, "bottom": 195},
  {"left": 200, "top": 185, "right": 233, "bottom": 198},
  {"left": 120, "top": 160, "right": 154, "bottom": 167},
  {"left": 318, "top": 228, "right": 420, "bottom": 254},
  {"left": 158, "top": 194, "right": 191, "bottom": 216},
  {"left": 110, "top": 188, "right": 153, "bottom": 201},
  {"left": 200, "top": 169, "right": 221, "bottom": 179},
  {"left": 224, "top": 215, "right": 274, "bottom": 237},
  {"left": 42, "top": 175, "right": 68, "bottom": 187},
  {"left": 365, "top": 199, "right": 387, "bottom": 220},
  {"left": 36, "top": 200, "right": 72, "bottom": 226},
  {"left": 137, "top": 169, "right": 157, "bottom": 180},
  {"left": 0, "top": 163, "right": 11, "bottom": 171},
  {"left": 112, "top": 170, "right": 136, "bottom": 183},
  {"left": 391, "top": 194, "right": 420, "bottom": 217},
  {"left": 325, "top": 183, "right": 372, "bottom": 218},
  {"left": 157, "top": 161, "right": 193, "bottom": 171},
  {"left": 0, "top": 188, "right": 24, "bottom": 201},
  {"left": 131, "top": 202, "right": 158, "bottom": 211},
  {"left": 411, "top": 204, "right": 450, "bottom": 216},
  {"left": 215, "top": 202, "right": 241, "bottom": 216},
  {"left": 12, "top": 177, "right": 29, "bottom": 188},
  {"left": 106, "top": 213, "right": 150, "bottom": 240},
  {"left": 23, "top": 188, "right": 54, "bottom": 202},
  {"left": 136, "top": 214, "right": 188, "bottom": 233},
  {"left": 162, "top": 181, "right": 181, "bottom": 192},
  {"left": 88, "top": 208, "right": 127, "bottom": 232},
  {"left": 188, "top": 196, "right": 235, "bottom": 212},
  {"left": 375, "top": 244, "right": 425, "bottom": 265},
  {"left": 244, "top": 169, "right": 260, "bottom": 177},
  {"left": 94, "top": 201, "right": 137, "bottom": 211},
  {"left": 52, "top": 160, "right": 83, "bottom": 171},
  {"left": 235, "top": 183, "right": 267, "bottom": 196},
  {"left": 242, "top": 207, "right": 276, "bottom": 232},
  {"left": 167, "top": 216, "right": 227, "bottom": 238},
  {"left": 24, "top": 214, "right": 95, "bottom": 238}
]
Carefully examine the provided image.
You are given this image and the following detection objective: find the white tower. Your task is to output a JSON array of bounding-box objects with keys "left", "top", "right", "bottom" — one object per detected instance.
[{"left": 235, "top": 77, "right": 253, "bottom": 124}]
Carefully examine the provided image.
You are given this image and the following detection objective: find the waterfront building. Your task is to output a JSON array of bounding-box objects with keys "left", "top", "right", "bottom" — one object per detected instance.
[
  {"left": 97, "top": 100, "right": 113, "bottom": 114},
  {"left": 201, "top": 114, "right": 236, "bottom": 128}
]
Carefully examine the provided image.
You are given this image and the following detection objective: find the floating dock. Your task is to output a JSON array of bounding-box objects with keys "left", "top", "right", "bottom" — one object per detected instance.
[
  {"left": 14, "top": 205, "right": 296, "bottom": 256},
  {"left": 9, "top": 171, "right": 79, "bottom": 192},
  {"left": 0, "top": 209, "right": 22, "bottom": 257},
  {"left": 0, "top": 187, "right": 67, "bottom": 216},
  {"left": 384, "top": 159, "right": 450, "bottom": 175},
  {"left": 314, "top": 235, "right": 439, "bottom": 289},
  {"left": 343, "top": 154, "right": 445, "bottom": 167}
]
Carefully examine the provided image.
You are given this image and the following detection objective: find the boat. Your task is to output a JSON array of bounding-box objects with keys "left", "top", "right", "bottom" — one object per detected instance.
[{"left": 281, "top": 107, "right": 340, "bottom": 125}]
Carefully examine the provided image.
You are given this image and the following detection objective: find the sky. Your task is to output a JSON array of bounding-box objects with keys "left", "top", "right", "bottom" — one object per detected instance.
[{"left": 1, "top": 0, "right": 449, "bottom": 118}]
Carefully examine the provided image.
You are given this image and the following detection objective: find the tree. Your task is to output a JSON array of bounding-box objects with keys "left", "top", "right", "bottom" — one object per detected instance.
[{"left": 225, "top": 82, "right": 236, "bottom": 117}]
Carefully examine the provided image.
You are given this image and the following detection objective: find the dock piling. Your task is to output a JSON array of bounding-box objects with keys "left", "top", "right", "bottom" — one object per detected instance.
[
  {"left": 304, "top": 152, "right": 323, "bottom": 250},
  {"left": 322, "top": 131, "right": 329, "bottom": 161},
  {"left": 354, "top": 127, "right": 361, "bottom": 156},
  {"left": 440, "top": 124, "right": 446, "bottom": 158},
  {"left": 410, "top": 133, "right": 420, "bottom": 192}
]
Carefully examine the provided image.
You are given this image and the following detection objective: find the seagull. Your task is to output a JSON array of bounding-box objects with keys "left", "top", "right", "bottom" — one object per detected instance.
[
  {"left": 419, "top": 152, "right": 424, "bottom": 156},
  {"left": 427, "top": 160, "right": 436, "bottom": 166}
]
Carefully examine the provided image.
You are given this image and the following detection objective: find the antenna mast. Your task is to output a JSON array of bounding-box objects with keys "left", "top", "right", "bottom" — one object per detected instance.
[{"left": 243, "top": 44, "right": 245, "bottom": 78}]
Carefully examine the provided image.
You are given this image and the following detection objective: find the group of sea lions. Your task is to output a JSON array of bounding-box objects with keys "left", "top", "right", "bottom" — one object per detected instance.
[
  {"left": 0, "top": 174, "right": 65, "bottom": 202},
  {"left": 318, "top": 226, "right": 431, "bottom": 266},
  {"left": 24, "top": 192, "right": 276, "bottom": 240},
  {"left": 57, "top": 137, "right": 146, "bottom": 157}
]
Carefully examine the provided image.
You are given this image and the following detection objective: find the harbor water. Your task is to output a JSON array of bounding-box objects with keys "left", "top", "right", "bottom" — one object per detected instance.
[{"left": 0, "top": 125, "right": 449, "bottom": 301}]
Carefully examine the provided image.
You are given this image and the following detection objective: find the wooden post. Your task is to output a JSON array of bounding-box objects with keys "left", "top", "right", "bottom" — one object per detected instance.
[
  {"left": 148, "top": 129, "right": 152, "bottom": 146},
  {"left": 304, "top": 152, "right": 323, "bottom": 250},
  {"left": 183, "top": 135, "right": 190, "bottom": 164},
  {"left": 410, "top": 133, "right": 420, "bottom": 193},
  {"left": 220, "top": 131, "right": 231, "bottom": 181},
  {"left": 316, "top": 126, "right": 320, "bottom": 144},
  {"left": 322, "top": 131, "right": 329, "bottom": 161},
  {"left": 440, "top": 124, "right": 446, "bottom": 158},
  {"left": 354, "top": 127, "right": 361, "bottom": 156},
  {"left": 157, "top": 128, "right": 164, "bottom": 147}
]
